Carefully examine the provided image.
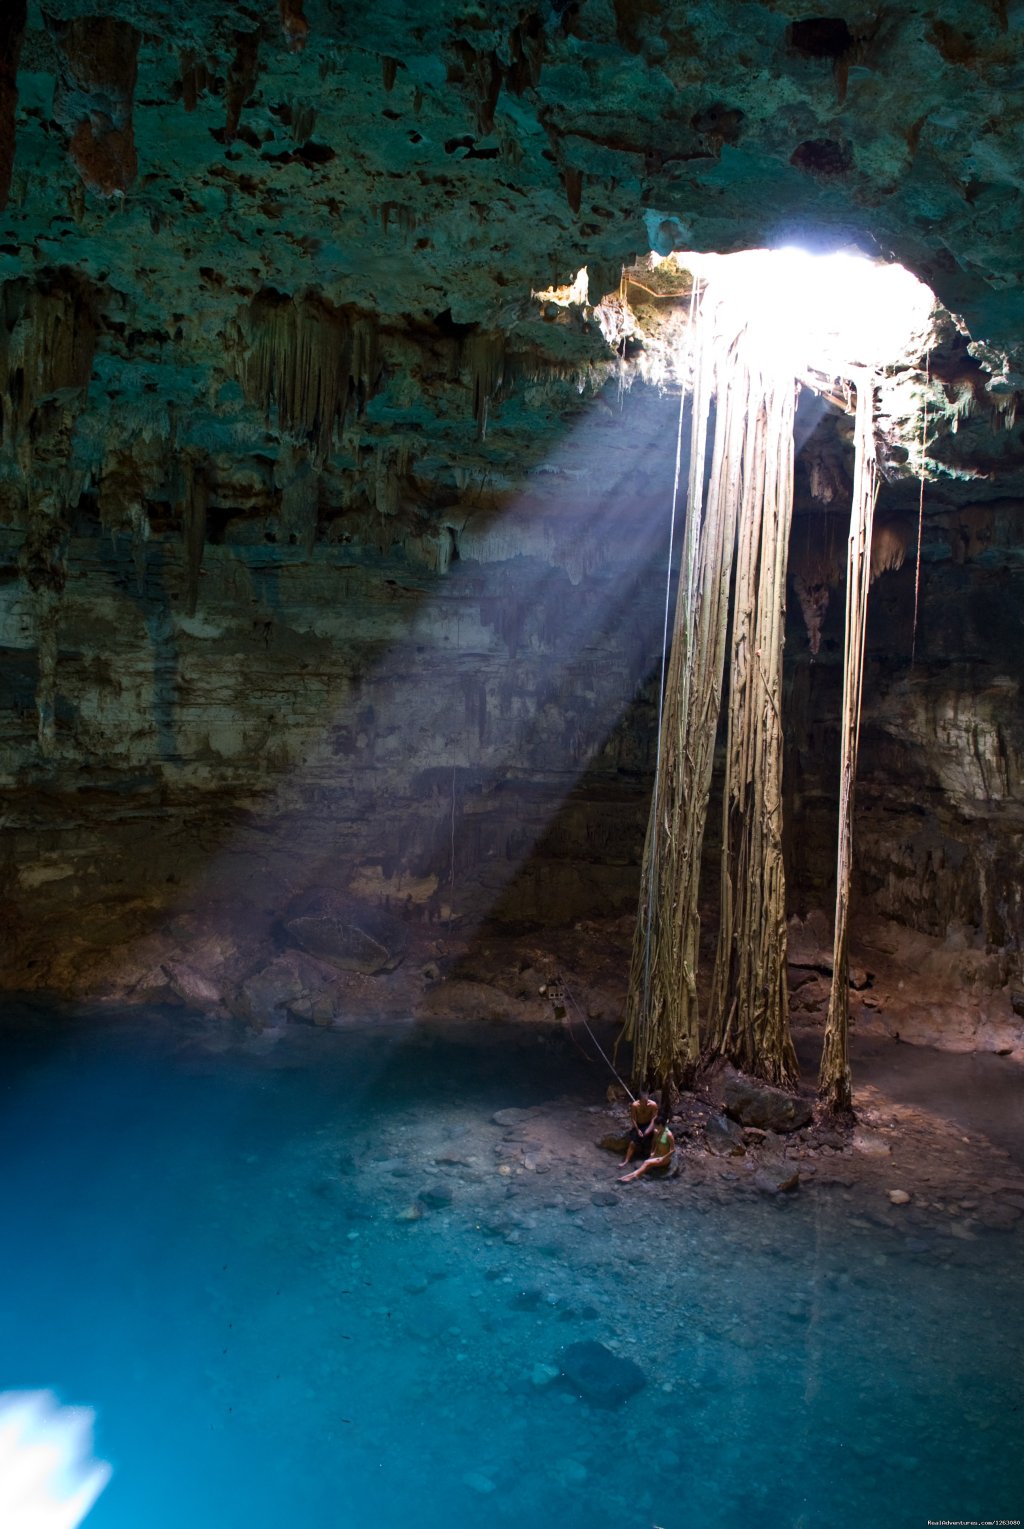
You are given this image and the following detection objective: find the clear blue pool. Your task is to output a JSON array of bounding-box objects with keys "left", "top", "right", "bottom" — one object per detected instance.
[{"left": 1, "top": 1011, "right": 1020, "bottom": 1529}]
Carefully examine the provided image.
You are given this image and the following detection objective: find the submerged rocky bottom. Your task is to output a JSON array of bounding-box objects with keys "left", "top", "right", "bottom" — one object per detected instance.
[{"left": 0, "top": 1009, "right": 1021, "bottom": 1529}]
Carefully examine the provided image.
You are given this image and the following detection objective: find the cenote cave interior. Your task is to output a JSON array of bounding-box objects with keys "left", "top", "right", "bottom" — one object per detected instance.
[{"left": 1, "top": 3, "right": 1023, "bottom": 1526}]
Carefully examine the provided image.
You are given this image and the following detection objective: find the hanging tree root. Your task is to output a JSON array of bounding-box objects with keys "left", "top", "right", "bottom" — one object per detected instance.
[
  {"left": 625, "top": 306, "right": 802, "bottom": 1092},
  {"left": 819, "top": 370, "right": 879, "bottom": 1116},
  {"left": 709, "top": 368, "right": 799, "bottom": 1087}
]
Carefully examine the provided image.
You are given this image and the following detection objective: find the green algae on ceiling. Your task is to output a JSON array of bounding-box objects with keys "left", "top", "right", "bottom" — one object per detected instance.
[{"left": 2, "top": 0, "right": 1024, "bottom": 556}]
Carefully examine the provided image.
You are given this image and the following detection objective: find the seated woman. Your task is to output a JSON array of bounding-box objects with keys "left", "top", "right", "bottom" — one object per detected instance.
[{"left": 619, "top": 1121, "right": 675, "bottom": 1183}]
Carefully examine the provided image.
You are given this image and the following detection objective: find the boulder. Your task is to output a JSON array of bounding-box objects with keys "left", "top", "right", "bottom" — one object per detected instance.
[
  {"left": 283, "top": 890, "right": 407, "bottom": 974},
  {"left": 720, "top": 1070, "right": 813, "bottom": 1134},
  {"left": 753, "top": 1167, "right": 800, "bottom": 1195},
  {"left": 493, "top": 1107, "right": 543, "bottom": 1126},
  {"left": 463, "top": 1473, "right": 496, "bottom": 1495},
  {"left": 531, "top": 1363, "right": 560, "bottom": 1388},
  {"left": 704, "top": 1115, "right": 746, "bottom": 1156},
  {"left": 232, "top": 950, "right": 337, "bottom": 1027},
  {"left": 811, "top": 1128, "right": 850, "bottom": 1151},
  {"left": 286, "top": 914, "right": 398, "bottom": 973},
  {"left": 161, "top": 961, "right": 226, "bottom": 1015},
  {"left": 786, "top": 912, "right": 871, "bottom": 990},
  {"left": 417, "top": 1184, "right": 454, "bottom": 1210},
  {"left": 558, "top": 1340, "right": 646, "bottom": 1407},
  {"left": 510, "top": 1287, "right": 543, "bottom": 1311}
]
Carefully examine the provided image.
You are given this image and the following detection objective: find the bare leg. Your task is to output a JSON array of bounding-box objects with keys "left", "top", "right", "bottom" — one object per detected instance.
[
  {"left": 619, "top": 1156, "right": 672, "bottom": 1183},
  {"left": 619, "top": 1141, "right": 635, "bottom": 1167}
]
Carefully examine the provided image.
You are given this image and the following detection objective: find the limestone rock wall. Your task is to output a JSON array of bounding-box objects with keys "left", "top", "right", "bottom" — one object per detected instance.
[
  {"left": 0, "top": 386, "right": 677, "bottom": 992},
  {"left": 783, "top": 499, "right": 1024, "bottom": 1048}
]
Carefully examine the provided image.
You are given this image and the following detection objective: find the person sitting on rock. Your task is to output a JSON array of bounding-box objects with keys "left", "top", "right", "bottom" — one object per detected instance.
[
  {"left": 619, "top": 1090, "right": 659, "bottom": 1168},
  {"left": 620, "top": 1120, "right": 675, "bottom": 1183}
]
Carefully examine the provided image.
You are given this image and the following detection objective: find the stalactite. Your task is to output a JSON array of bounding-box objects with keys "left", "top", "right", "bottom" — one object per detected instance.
[
  {"left": 463, "top": 331, "right": 505, "bottom": 440},
  {"left": 20, "top": 495, "right": 69, "bottom": 599},
  {"left": 505, "top": 13, "right": 545, "bottom": 93},
  {"left": 225, "top": 27, "right": 262, "bottom": 141},
  {"left": 498, "top": 344, "right": 612, "bottom": 407},
  {"left": 374, "top": 453, "right": 401, "bottom": 519},
  {"left": 0, "top": 272, "right": 98, "bottom": 446},
  {"left": 245, "top": 291, "right": 383, "bottom": 461},
  {"left": 448, "top": 40, "right": 503, "bottom": 134},
  {"left": 276, "top": 444, "right": 318, "bottom": 552},
  {"left": 180, "top": 454, "right": 208, "bottom": 617},
  {"left": 946, "top": 382, "right": 977, "bottom": 433},
  {"left": 869, "top": 521, "right": 906, "bottom": 582},
  {"left": 0, "top": 0, "right": 27, "bottom": 213},
  {"left": 790, "top": 516, "right": 843, "bottom": 654},
  {"left": 406, "top": 524, "right": 458, "bottom": 573},
  {"left": 379, "top": 202, "right": 417, "bottom": 239},
  {"left": 447, "top": 18, "right": 542, "bottom": 132},
  {"left": 279, "top": 0, "right": 309, "bottom": 52},
  {"left": 349, "top": 316, "right": 381, "bottom": 418},
  {"left": 34, "top": 590, "right": 60, "bottom": 755},
  {"left": 129, "top": 503, "right": 150, "bottom": 594},
  {"left": 819, "top": 370, "right": 879, "bottom": 1114},
  {"left": 47, "top": 15, "right": 141, "bottom": 194},
  {"left": 20, "top": 495, "right": 70, "bottom": 756},
  {"left": 179, "top": 51, "right": 211, "bottom": 113}
]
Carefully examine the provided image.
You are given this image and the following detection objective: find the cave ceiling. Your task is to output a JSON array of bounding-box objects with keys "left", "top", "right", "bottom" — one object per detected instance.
[{"left": 2, "top": 0, "right": 1024, "bottom": 547}]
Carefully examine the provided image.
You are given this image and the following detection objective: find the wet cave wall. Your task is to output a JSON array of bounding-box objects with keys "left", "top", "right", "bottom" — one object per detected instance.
[
  {"left": 3, "top": 391, "right": 1022, "bottom": 1055},
  {"left": 0, "top": 0, "right": 1023, "bottom": 1048},
  {"left": 0, "top": 391, "right": 679, "bottom": 994},
  {"left": 787, "top": 501, "right": 1024, "bottom": 949},
  {"left": 781, "top": 487, "right": 1024, "bottom": 1051}
]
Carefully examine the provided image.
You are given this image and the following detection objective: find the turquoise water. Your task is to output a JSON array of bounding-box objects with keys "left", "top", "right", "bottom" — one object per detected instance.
[{"left": 1, "top": 1012, "right": 1021, "bottom": 1529}]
